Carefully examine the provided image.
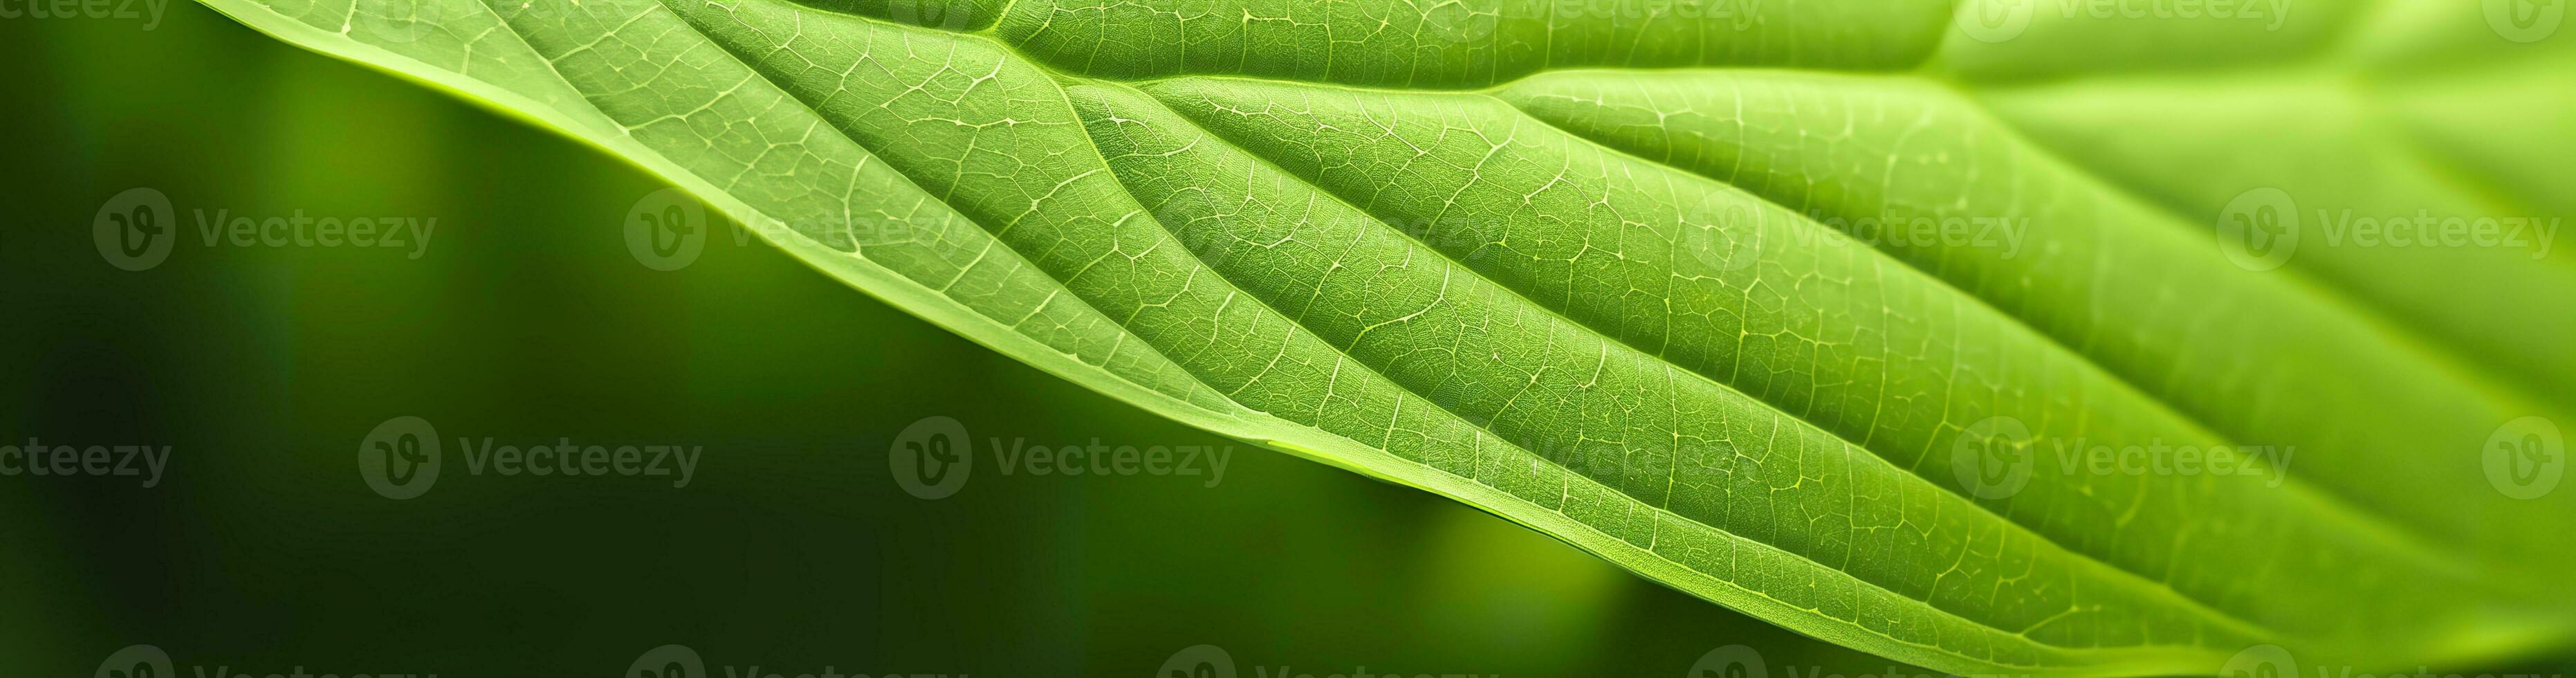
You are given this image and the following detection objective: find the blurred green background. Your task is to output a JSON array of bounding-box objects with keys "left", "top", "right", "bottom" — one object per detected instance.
[{"left": 0, "top": 6, "right": 1968, "bottom": 677}]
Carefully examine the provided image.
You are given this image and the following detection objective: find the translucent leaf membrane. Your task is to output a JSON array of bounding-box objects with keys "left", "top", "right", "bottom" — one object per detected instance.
[{"left": 192, "top": 0, "right": 2576, "bottom": 673}]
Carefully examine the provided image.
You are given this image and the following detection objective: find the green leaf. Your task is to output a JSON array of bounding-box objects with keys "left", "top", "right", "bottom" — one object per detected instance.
[{"left": 191, "top": 0, "right": 2576, "bottom": 673}]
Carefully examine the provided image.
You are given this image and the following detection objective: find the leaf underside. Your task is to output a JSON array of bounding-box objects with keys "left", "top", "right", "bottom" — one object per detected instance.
[{"left": 193, "top": 0, "right": 2576, "bottom": 673}]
